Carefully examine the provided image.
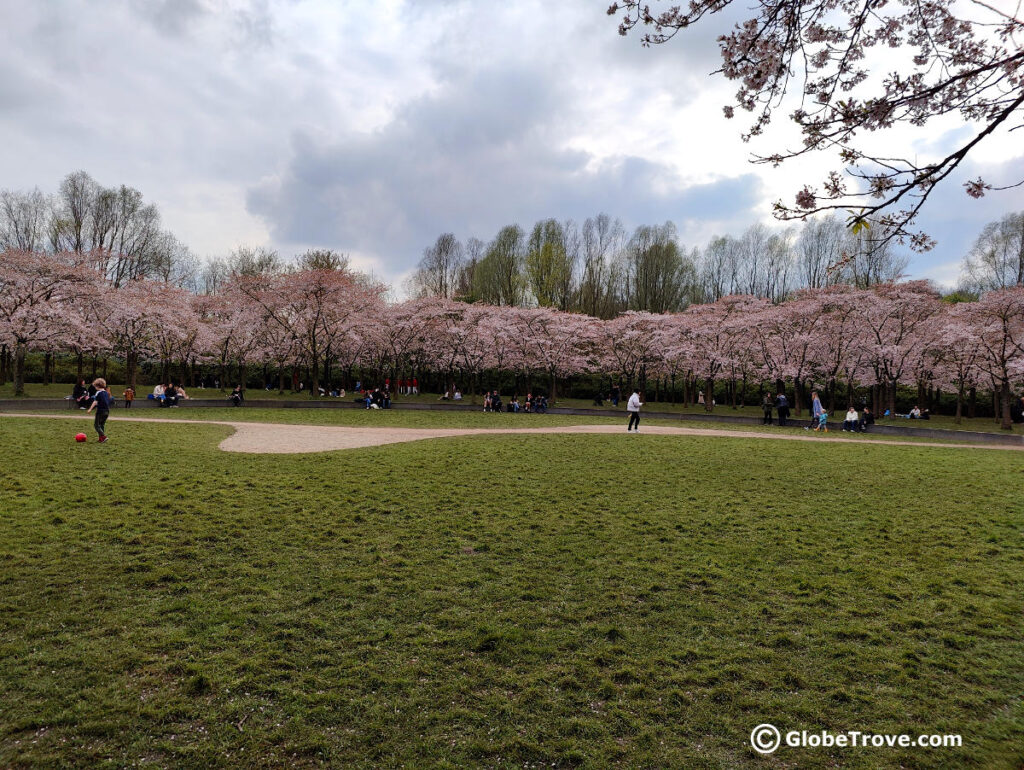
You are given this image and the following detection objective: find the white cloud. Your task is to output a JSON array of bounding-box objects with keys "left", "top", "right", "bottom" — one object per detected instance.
[{"left": 0, "top": 0, "right": 1019, "bottom": 286}]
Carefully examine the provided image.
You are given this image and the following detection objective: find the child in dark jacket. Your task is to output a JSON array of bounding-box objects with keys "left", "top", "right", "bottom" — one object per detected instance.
[{"left": 86, "top": 378, "right": 114, "bottom": 442}]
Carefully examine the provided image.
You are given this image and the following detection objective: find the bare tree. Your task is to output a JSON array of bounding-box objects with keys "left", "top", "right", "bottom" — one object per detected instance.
[
  {"left": 0, "top": 188, "right": 48, "bottom": 252},
  {"left": 577, "top": 213, "right": 625, "bottom": 318},
  {"left": 960, "top": 211, "right": 1024, "bottom": 292},
  {"left": 796, "top": 215, "right": 848, "bottom": 289},
  {"left": 410, "top": 233, "right": 464, "bottom": 299},
  {"left": 297, "top": 248, "right": 350, "bottom": 272}
]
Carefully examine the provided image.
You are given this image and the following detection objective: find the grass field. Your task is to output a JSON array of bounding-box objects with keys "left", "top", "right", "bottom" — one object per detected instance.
[
  {"left": 0, "top": 407, "right": 992, "bottom": 448},
  {"left": 2, "top": 415, "right": 1023, "bottom": 768},
  {"left": 3, "top": 381, "right": 1018, "bottom": 434}
]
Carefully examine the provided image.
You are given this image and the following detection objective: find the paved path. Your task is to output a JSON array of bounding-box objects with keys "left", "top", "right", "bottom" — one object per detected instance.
[{"left": 3, "top": 412, "right": 1019, "bottom": 454}]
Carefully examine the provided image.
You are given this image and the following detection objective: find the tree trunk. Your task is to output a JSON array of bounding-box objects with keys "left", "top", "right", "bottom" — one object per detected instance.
[
  {"left": 13, "top": 341, "right": 27, "bottom": 396},
  {"left": 126, "top": 351, "right": 137, "bottom": 389},
  {"left": 1000, "top": 379, "right": 1013, "bottom": 430},
  {"left": 549, "top": 372, "right": 558, "bottom": 403},
  {"left": 705, "top": 375, "right": 714, "bottom": 413},
  {"left": 888, "top": 379, "right": 897, "bottom": 415},
  {"left": 76, "top": 351, "right": 84, "bottom": 380},
  {"left": 955, "top": 383, "right": 963, "bottom": 424}
]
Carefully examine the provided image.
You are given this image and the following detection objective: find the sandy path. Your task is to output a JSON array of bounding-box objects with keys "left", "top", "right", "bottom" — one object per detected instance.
[{"left": 2, "top": 412, "right": 1019, "bottom": 454}]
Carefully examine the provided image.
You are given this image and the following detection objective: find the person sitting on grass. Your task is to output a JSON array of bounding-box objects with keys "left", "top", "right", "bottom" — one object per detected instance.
[
  {"left": 909, "top": 405, "right": 922, "bottom": 419},
  {"left": 510, "top": 396, "right": 520, "bottom": 412},
  {"left": 153, "top": 383, "right": 165, "bottom": 398},
  {"left": 491, "top": 392, "right": 502, "bottom": 413},
  {"left": 535, "top": 395, "right": 548, "bottom": 414},
  {"left": 483, "top": 391, "right": 492, "bottom": 412},
  {"left": 842, "top": 406, "right": 859, "bottom": 432},
  {"left": 229, "top": 385, "right": 244, "bottom": 406},
  {"left": 524, "top": 393, "right": 533, "bottom": 412},
  {"left": 439, "top": 390, "right": 450, "bottom": 401},
  {"left": 453, "top": 389, "right": 462, "bottom": 400}
]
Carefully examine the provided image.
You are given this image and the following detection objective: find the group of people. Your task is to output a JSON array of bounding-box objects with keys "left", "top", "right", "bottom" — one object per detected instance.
[
  {"left": 394, "top": 377, "right": 419, "bottom": 395},
  {"left": 891, "top": 405, "right": 931, "bottom": 419},
  {"left": 760, "top": 390, "right": 876, "bottom": 433},
  {"left": 73, "top": 378, "right": 134, "bottom": 410},
  {"left": 482, "top": 392, "right": 549, "bottom": 413},
  {"left": 363, "top": 388, "right": 392, "bottom": 409},
  {"left": 153, "top": 382, "right": 188, "bottom": 407}
]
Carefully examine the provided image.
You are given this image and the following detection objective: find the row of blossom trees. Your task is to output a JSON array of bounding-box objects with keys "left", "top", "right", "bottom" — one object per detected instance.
[{"left": 4, "top": 250, "right": 1024, "bottom": 427}]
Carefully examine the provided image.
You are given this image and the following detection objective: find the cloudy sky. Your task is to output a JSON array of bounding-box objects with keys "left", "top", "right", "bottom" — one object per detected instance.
[{"left": 2, "top": 0, "right": 1022, "bottom": 289}]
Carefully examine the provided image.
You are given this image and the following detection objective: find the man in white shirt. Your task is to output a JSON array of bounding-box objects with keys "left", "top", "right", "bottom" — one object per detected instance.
[
  {"left": 843, "top": 406, "right": 859, "bottom": 432},
  {"left": 627, "top": 389, "right": 643, "bottom": 432}
]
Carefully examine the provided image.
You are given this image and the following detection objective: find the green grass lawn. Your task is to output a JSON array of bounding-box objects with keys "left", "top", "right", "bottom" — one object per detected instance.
[
  {"left": 0, "top": 407, "right": 988, "bottom": 448},
  {"left": 4, "top": 382, "right": 1018, "bottom": 434},
  {"left": 2, "top": 415, "right": 1022, "bottom": 768}
]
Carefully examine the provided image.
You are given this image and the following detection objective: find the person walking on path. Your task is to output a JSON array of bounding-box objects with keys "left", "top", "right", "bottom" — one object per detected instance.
[
  {"left": 761, "top": 393, "right": 773, "bottom": 424},
  {"left": 86, "top": 378, "right": 113, "bottom": 443},
  {"left": 627, "top": 389, "right": 643, "bottom": 432},
  {"left": 806, "top": 391, "right": 823, "bottom": 430}
]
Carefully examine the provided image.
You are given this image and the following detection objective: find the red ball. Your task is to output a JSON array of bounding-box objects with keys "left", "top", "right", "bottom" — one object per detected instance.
[{"left": 75, "top": 433, "right": 87, "bottom": 442}]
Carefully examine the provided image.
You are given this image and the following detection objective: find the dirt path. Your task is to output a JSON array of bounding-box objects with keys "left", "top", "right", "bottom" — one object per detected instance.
[{"left": 3, "top": 412, "right": 1019, "bottom": 454}]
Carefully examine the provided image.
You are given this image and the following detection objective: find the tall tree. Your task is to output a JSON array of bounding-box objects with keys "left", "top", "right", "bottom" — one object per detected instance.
[
  {"left": 474, "top": 225, "right": 526, "bottom": 306},
  {"left": 624, "top": 223, "right": 695, "bottom": 313},
  {"left": 961, "top": 211, "right": 1024, "bottom": 292},
  {"left": 410, "top": 233, "right": 464, "bottom": 299},
  {"left": 0, "top": 188, "right": 48, "bottom": 252},
  {"left": 577, "top": 214, "right": 625, "bottom": 318},
  {"left": 526, "top": 219, "right": 574, "bottom": 309}
]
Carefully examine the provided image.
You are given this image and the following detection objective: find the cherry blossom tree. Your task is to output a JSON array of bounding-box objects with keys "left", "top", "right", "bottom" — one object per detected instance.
[
  {"left": 237, "top": 268, "right": 383, "bottom": 396},
  {"left": 970, "top": 287, "right": 1024, "bottom": 429},
  {"left": 930, "top": 305, "right": 982, "bottom": 423},
  {"left": 610, "top": 0, "right": 1024, "bottom": 251},
  {"left": 855, "top": 281, "right": 942, "bottom": 414},
  {"left": 0, "top": 250, "right": 99, "bottom": 394},
  {"left": 507, "top": 307, "right": 591, "bottom": 401},
  {"left": 598, "top": 311, "right": 667, "bottom": 395},
  {"left": 684, "top": 296, "right": 764, "bottom": 412}
]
